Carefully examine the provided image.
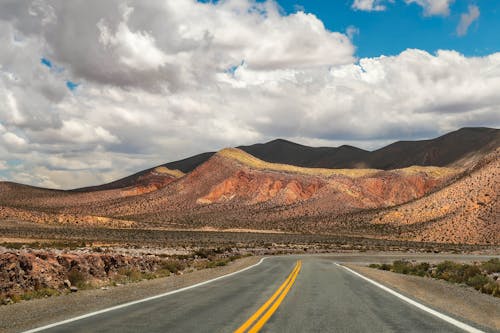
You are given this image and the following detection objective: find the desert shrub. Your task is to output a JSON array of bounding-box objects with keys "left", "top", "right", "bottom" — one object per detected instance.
[
  {"left": 481, "top": 258, "right": 500, "bottom": 274},
  {"left": 412, "top": 262, "right": 430, "bottom": 277},
  {"left": 380, "top": 263, "right": 392, "bottom": 271},
  {"left": 194, "top": 248, "right": 215, "bottom": 259},
  {"left": 482, "top": 281, "right": 499, "bottom": 297},
  {"left": 392, "top": 260, "right": 412, "bottom": 274},
  {"left": 466, "top": 274, "right": 489, "bottom": 291},
  {"left": 67, "top": 268, "right": 87, "bottom": 288},
  {"left": 434, "top": 261, "right": 463, "bottom": 282},
  {"left": 461, "top": 265, "right": 482, "bottom": 281},
  {"left": 161, "top": 260, "right": 185, "bottom": 274},
  {"left": 154, "top": 269, "right": 171, "bottom": 278},
  {"left": 371, "top": 259, "right": 499, "bottom": 298},
  {"left": 0, "top": 242, "right": 24, "bottom": 249},
  {"left": 21, "top": 288, "right": 59, "bottom": 301},
  {"left": 205, "top": 259, "right": 229, "bottom": 268}
]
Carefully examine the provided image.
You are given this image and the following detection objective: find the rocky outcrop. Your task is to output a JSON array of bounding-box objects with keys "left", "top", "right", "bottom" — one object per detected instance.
[{"left": 0, "top": 249, "right": 178, "bottom": 300}]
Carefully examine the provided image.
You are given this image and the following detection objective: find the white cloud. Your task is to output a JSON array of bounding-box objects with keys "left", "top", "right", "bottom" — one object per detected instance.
[
  {"left": 457, "top": 5, "right": 480, "bottom": 36},
  {"left": 404, "top": 0, "right": 454, "bottom": 16},
  {"left": 346, "top": 26, "right": 360, "bottom": 40},
  {"left": 0, "top": 1, "right": 498, "bottom": 189},
  {"left": 352, "top": 0, "right": 387, "bottom": 11},
  {"left": 2, "top": 132, "right": 27, "bottom": 149}
]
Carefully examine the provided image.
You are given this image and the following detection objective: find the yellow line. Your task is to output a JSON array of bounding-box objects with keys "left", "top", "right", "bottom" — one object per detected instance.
[
  {"left": 234, "top": 260, "right": 301, "bottom": 333},
  {"left": 234, "top": 261, "right": 300, "bottom": 333},
  {"left": 248, "top": 261, "right": 301, "bottom": 333}
]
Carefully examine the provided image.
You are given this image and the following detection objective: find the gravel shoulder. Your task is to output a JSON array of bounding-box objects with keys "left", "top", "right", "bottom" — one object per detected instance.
[
  {"left": 348, "top": 265, "right": 500, "bottom": 332},
  {"left": 0, "top": 256, "right": 260, "bottom": 333}
]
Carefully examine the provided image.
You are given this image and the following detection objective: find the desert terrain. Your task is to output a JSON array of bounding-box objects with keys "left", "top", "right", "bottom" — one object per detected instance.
[{"left": 0, "top": 127, "right": 498, "bottom": 317}]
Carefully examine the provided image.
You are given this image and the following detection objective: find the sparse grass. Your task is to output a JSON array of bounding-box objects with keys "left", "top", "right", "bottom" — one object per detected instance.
[
  {"left": 160, "top": 260, "right": 185, "bottom": 274},
  {"left": 395, "top": 165, "right": 459, "bottom": 178},
  {"left": 370, "top": 260, "right": 500, "bottom": 298},
  {"left": 117, "top": 268, "right": 143, "bottom": 282},
  {"left": 4, "top": 288, "right": 61, "bottom": 304},
  {"left": 18, "top": 288, "right": 60, "bottom": 301},
  {"left": 0, "top": 240, "right": 87, "bottom": 250},
  {"left": 204, "top": 259, "right": 230, "bottom": 268}
]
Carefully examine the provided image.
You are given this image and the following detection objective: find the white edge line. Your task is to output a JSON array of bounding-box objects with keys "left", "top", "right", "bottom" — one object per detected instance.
[
  {"left": 335, "top": 263, "right": 485, "bottom": 333},
  {"left": 22, "top": 257, "right": 268, "bottom": 333}
]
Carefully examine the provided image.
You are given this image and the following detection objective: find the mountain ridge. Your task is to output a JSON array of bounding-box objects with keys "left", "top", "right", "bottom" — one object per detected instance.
[{"left": 73, "top": 127, "right": 498, "bottom": 192}]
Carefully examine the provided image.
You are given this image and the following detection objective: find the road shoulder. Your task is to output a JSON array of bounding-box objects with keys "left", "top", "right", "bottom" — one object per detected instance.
[
  {"left": 0, "top": 256, "right": 260, "bottom": 333},
  {"left": 347, "top": 265, "right": 500, "bottom": 332}
]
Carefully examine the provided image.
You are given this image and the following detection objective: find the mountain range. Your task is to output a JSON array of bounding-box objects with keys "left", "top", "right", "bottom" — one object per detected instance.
[{"left": 0, "top": 127, "right": 498, "bottom": 245}]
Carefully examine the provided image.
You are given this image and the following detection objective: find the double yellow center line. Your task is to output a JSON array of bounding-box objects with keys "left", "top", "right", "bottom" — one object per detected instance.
[{"left": 234, "top": 260, "right": 302, "bottom": 333}]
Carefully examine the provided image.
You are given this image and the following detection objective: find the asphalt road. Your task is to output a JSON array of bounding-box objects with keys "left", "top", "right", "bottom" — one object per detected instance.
[{"left": 31, "top": 256, "right": 489, "bottom": 333}]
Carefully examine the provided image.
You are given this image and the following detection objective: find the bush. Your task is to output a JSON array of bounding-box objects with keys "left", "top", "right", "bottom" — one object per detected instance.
[
  {"left": 123, "top": 269, "right": 143, "bottom": 282},
  {"left": 67, "top": 268, "right": 87, "bottom": 288},
  {"left": 412, "top": 262, "right": 430, "bottom": 277},
  {"left": 482, "top": 281, "right": 499, "bottom": 297},
  {"left": 371, "top": 259, "right": 499, "bottom": 298},
  {"left": 380, "top": 263, "right": 391, "bottom": 271},
  {"left": 161, "top": 260, "right": 185, "bottom": 274},
  {"left": 20, "top": 288, "right": 59, "bottom": 301},
  {"left": 466, "top": 275, "right": 489, "bottom": 291},
  {"left": 392, "top": 260, "right": 412, "bottom": 274},
  {"left": 434, "top": 261, "right": 463, "bottom": 282},
  {"left": 481, "top": 258, "right": 500, "bottom": 274},
  {"left": 205, "top": 259, "right": 229, "bottom": 268}
]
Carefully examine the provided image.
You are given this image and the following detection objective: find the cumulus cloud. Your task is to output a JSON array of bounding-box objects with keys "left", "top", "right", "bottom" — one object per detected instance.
[
  {"left": 404, "top": 0, "right": 454, "bottom": 16},
  {"left": 0, "top": 0, "right": 498, "bottom": 189},
  {"left": 457, "top": 5, "right": 480, "bottom": 36},
  {"left": 352, "top": 0, "right": 387, "bottom": 11},
  {"left": 352, "top": 0, "right": 454, "bottom": 16}
]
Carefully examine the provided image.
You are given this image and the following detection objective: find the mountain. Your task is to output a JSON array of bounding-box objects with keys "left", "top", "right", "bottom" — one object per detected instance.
[
  {"left": 0, "top": 127, "right": 498, "bottom": 245},
  {"left": 365, "top": 127, "right": 500, "bottom": 169},
  {"left": 74, "top": 127, "right": 499, "bottom": 192},
  {"left": 238, "top": 139, "right": 369, "bottom": 168}
]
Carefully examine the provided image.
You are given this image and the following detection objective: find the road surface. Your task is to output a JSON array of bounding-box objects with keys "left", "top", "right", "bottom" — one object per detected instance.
[{"left": 26, "top": 256, "right": 490, "bottom": 333}]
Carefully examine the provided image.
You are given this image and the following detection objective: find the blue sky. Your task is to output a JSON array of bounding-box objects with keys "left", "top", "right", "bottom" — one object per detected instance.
[{"left": 275, "top": 0, "right": 499, "bottom": 58}]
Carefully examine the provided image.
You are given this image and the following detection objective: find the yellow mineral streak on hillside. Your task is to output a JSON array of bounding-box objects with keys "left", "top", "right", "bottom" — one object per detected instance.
[
  {"left": 217, "top": 148, "right": 460, "bottom": 179},
  {"left": 153, "top": 166, "right": 185, "bottom": 178},
  {"left": 395, "top": 165, "right": 460, "bottom": 178},
  {"left": 217, "top": 148, "right": 379, "bottom": 178}
]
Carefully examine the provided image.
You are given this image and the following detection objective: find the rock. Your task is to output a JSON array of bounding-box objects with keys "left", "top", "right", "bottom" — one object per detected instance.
[
  {"left": 63, "top": 279, "right": 71, "bottom": 288},
  {"left": 2, "top": 297, "right": 13, "bottom": 305},
  {"left": 70, "top": 286, "right": 78, "bottom": 292}
]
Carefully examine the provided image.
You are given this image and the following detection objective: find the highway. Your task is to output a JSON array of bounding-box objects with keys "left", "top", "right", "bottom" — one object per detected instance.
[{"left": 25, "top": 256, "right": 489, "bottom": 333}]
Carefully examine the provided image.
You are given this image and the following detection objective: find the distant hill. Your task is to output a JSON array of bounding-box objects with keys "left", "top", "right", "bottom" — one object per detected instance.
[
  {"left": 74, "top": 127, "right": 499, "bottom": 191},
  {"left": 366, "top": 127, "right": 499, "bottom": 169}
]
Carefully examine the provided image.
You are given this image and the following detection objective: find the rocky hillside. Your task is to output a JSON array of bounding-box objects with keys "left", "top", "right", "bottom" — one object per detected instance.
[{"left": 368, "top": 148, "right": 500, "bottom": 244}]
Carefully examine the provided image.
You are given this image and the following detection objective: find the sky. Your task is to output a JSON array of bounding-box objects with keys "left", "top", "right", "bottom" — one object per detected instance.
[{"left": 0, "top": 0, "right": 499, "bottom": 189}]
